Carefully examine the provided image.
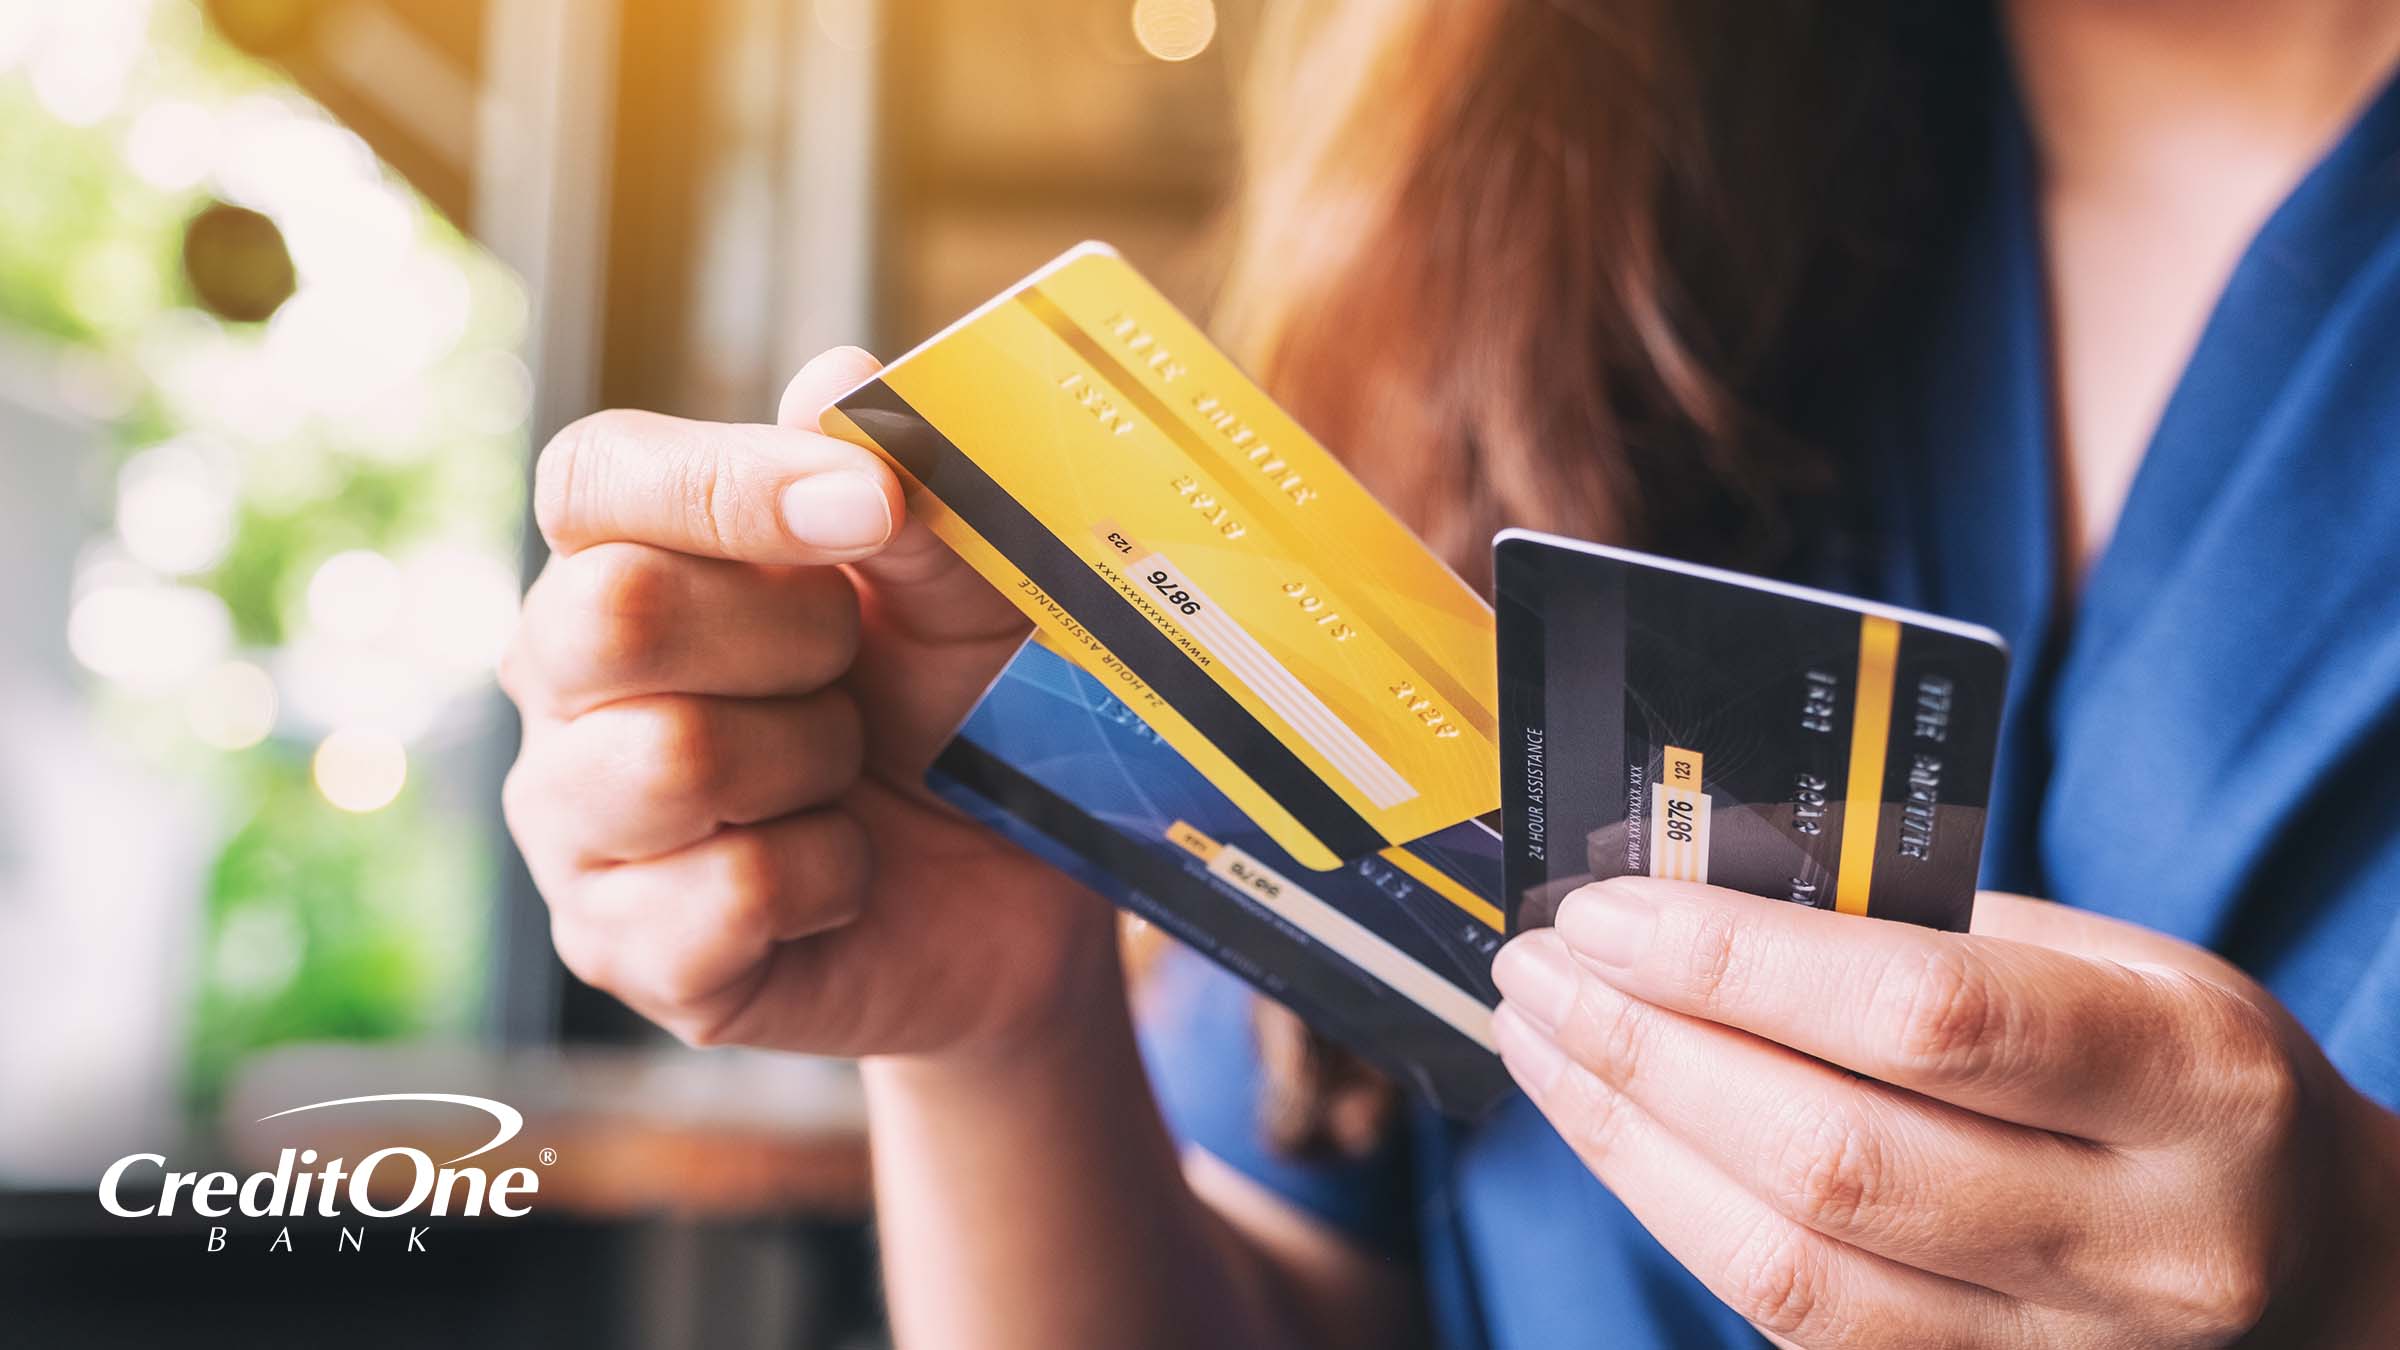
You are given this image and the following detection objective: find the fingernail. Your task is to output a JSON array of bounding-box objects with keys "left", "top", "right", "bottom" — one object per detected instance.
[
  {"left": 779, "top": 471, "right": 891, "bottom": 551},
  {"left": 1491, "top": 1003, "right": 1568, "bottom": 1093},
  {"left": 1557, "top": 879, "right": 1657, "bottom": 971},
  {"left": 1491, "top": 934, "right": 1579, "bottom": 1032}
]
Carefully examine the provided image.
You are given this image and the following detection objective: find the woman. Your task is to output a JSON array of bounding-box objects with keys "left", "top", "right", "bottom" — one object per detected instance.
[{"left": 499, "top": 0, "right": 2400, "bottom": 1344}]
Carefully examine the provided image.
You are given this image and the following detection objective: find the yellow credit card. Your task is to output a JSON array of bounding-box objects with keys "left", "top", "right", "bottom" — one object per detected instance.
[{"left": 824, "top": 242, "right": 1498, "bottom": 870}]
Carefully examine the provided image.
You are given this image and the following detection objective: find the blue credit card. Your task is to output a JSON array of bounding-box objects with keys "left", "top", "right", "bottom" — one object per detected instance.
[{"left": 928, "top": 636, "right": 1513, "bottom": 1118}]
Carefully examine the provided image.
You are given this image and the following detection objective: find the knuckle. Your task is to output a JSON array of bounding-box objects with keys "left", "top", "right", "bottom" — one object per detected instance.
[
  {"left": 675, "top": 1013, "right": 734, "bottom": 1050},
  {"left": 620, "top": 698, "right": 731, "bottom": 813},
  {"left": 802, "top": 812, "right": 872, "bottom": 929},
  {"left": 549, "top": 540, "right": 676, "bottom": 677},
  {"left": 785, "top": 568, "right": 863, "bottom": 685},
  {"left": 2199, "top": 1265, "right": 2276, "bottom": 1341},
  {"left": 667, "top": 437, "right": 740, "bottom": 556},
  {"left": 1565, "top": 982, "right": 1649, "bottom": 1091},
  {"left": 499, "top": 757, "right": 540, "bottom": 840},
  {"left": 1883, "top": 946, "right": 2005, "bottom": 1084},
  {"left": 707, "top": 827, "right": 787, "bottom": 945},
  {"left": 495, "top": 639, "right": 535, "bottom": 708},
  {"left": 2188, "top": 981, "right": 2303, "bottom": 1144},
  {"left": 2209, "top": 1258, "right": 2277, "bottom": 1339},
  {"left": 534, "top": 409, "right": 636, "bottom": 544},
  {"left": 815, "top": 688, "right": 869, "bottom": 786},
  {"left": 649, "top": 942, "right": 730, "bottom": 1014},
  {"left": 547, "top": 916, "right": 617, "bottom": 995},
  {"left": 1557, "top": 1065, "right": 1641, "bottom": 1170},
  {"left": 502, "top": 757, "right": 586, "bottom": 897},
  {"left": 2143, "top": 1249, "right": 2274, "bottom": 1342},
  {"left": 671, "top": 974, "right": 770, "bottom": 1050},
  {"left": 1678, "top": 901, "right": 1747, "bottom": 1010},
  {"left": 1729, "top": 1221, "right": 1837, "bottom": 1341},
  {"left": 1771, "top": 1100, "right": 1885, "bottom": 1236},
  {"left": 559, "top": 543, "right": 681, "bottom": 682}
]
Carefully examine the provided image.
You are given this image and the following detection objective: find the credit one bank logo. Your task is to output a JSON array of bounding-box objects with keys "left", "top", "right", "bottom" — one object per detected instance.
[{"left": 97, "top": 1093, "right": 547, "bottom": 1252}]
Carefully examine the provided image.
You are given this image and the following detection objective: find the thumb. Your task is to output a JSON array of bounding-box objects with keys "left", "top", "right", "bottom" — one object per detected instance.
[
  {"left": 529, "top": 342, "right": 905, "bottom": 566},
  {"left": 780, "top": 347, "right": 1027, "bottom": 652},
  {"left": 532, "top": 407, "right": 903, "bottom": 564},
  {"left": 778, "top": 347, "right": 1030, "bottom": 777}
]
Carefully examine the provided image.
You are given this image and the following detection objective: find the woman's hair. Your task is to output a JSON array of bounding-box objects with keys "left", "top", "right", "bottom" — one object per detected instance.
[{"left": 1216, "top": 0, "right": 1995, "bottom": 1156}]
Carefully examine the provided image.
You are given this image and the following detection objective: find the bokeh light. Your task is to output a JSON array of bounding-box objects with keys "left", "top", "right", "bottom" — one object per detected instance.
[
  {"left": 63, "top": 237, "right": 164, "bottom": 333},
  {"left": 186, "top": 659, "right": 279, "bottom": 750},
  {"left": 1131, "top": 0, "right": 1216, "bottom": 62},
  {"left": 210, "top": 903, "right": 305, "bottom": 999},
  {"left": 26, "top": 0, "right": 145, "bottom": 127},
  {"left": 305, "top": 548, "right": 401, "bottom": 643},
  {"left": 451, "top": 348, "right": 536, "bottom": 436},
  {"left": 401, "top": 541, "right": 522, "bottom": 676},
  {"left": 67, "top": 579, "right": 233, "bottom": 692},
  {"left": 278, "top": 640, "right": 444, "bottom": 745},
  {"left": 312, "top": 728, "right": 407, "bottom": 813},
  {"left": 124, "top": 97, "right": 219, "bottom": 191},
  {"left": 115, "top": 439, "right": 235, "bottom": 575},
  {"left": 0, "top": 3, "right": 44, "bottom": 73}
]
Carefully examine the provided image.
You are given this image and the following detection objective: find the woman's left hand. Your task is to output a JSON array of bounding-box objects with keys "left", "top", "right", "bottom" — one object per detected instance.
[{"left": 1491, "top": 879, "right": 2400, "bottom": 1348}]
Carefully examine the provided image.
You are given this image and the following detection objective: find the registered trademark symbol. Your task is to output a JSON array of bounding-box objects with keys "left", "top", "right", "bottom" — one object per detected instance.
[{"left": 538, "top": 1148, "right": 557, "bottom": 1166}]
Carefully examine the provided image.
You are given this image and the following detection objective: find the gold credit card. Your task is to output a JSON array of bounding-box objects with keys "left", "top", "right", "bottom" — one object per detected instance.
[{"left": 825, "top": 242, "right": 1499, "bottom": 870}]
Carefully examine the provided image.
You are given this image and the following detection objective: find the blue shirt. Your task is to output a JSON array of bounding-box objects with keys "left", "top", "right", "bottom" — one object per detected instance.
[{"left": 1142, "top": 62, "right": 2400, "bottom": 1350}]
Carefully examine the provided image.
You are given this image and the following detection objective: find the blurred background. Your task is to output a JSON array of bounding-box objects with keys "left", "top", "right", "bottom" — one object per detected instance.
[{"left": 0, "top": 1, "right": 1244, "bottom": 1344}]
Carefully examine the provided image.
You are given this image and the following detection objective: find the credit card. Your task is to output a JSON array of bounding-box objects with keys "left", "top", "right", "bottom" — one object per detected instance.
[
  {"left": 930, "top": 634, "right": 1513, "bottom": 1119},
  {"left": 824, "top": 242, "right": 1499, "bottom": 872},
  {"left": 1495, "top": 530, "right": 2009, "bottom": 933}
]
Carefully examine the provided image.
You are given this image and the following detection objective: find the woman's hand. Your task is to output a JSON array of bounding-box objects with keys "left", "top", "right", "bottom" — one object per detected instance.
[
  {"left": 502, "top": 347, "right": 1117, "bottom": 1064},
  {"left": 1491, "top": 878, "right": 2400, "bottom": 1347}
]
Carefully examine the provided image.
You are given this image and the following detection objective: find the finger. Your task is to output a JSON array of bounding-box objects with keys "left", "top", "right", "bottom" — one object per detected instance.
[
  {"left": 837, "top": 512, "right": 1031, "bottom": 777},
  {"left": 507, "top": 543, "right": 859, "bottom": 715},
  {"left": 1492, "top": 1004, "right": 2041, "bottom": 1349},
  {"left": 554, "top": 809, "right": 870, "bottom": 1044},
  {"left": 678, "top": 778, "right": 1090, "bottom": 1058},
  {"left": 1494, "top": 930, "right": 2110, "bottom": 1299},
  {"left": 533, "top": 408, "right": 902, "bottom": 564},
  {"left": 783, "top": 353, "right": 1032, "bottom": 772},
  {"left": 1550, "top": 877, "right": 2219, "bottom": 1142},
  {"left": 777, "top": 344, "right": 885, "bottom": 429},
  {"left": 785, "top": 348, "right": 1024, "bottom": 654},
  {"left": 504, "top": 690, "right": 863, "bottom": 864},
  {"left": 1970, "top": 891, "right": 2254, "bottom": 985}
]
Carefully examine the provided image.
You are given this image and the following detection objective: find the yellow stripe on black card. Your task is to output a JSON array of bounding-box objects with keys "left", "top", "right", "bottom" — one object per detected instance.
[
  {"left": 1648, "top": 745, "right": 1709, "bottom": 884},
  {"left": 1834, "top": 616, "right": 1901, "bottom": 916}
]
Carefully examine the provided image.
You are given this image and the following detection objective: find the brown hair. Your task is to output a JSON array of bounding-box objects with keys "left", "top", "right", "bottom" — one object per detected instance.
[{"left": 1217, "top": 0, "right": 1994, "bottom": 1155}]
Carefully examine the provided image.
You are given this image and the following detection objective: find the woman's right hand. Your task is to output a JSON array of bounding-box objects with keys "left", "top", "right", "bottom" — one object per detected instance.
[{"left": 500, "top": 346, "right": 1119, "bottom": 1063}]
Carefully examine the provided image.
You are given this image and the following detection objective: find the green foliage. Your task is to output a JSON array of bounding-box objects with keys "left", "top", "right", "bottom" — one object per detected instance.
[
  {"left": 185, "top": 750, "right": 489, "bottom": 1110},
  {"left": 0, "top": 5, "right": 531, "bottom": 1115}
]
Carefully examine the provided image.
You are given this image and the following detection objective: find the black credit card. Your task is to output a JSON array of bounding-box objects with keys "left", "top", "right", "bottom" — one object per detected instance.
[{"left": 1495, "top": 530, "right": 2009, "bottom": 934}]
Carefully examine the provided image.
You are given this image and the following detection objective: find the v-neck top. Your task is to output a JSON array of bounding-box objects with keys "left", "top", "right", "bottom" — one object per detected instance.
[{"left": 1141, "top": 60, "right": 2400, "bottom": 1350}]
